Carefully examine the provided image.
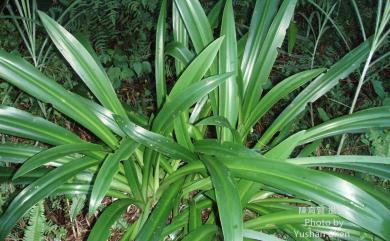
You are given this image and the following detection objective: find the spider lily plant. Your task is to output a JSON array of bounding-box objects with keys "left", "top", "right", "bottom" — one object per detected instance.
[{"left": 0, "top": 0, "right": 389, "bottom": 240}]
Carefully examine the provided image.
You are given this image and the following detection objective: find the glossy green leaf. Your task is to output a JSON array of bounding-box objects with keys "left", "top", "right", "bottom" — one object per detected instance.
[
  {"left": 333, "top": 173, "right": 390, "bottom": 208},
  {"left": 0, "top": 167, "right": 50, "bottom": 185},
  {"left": 153, "top": 73, "right": 232, "bottom": 133},
  {"left": 265, "top": 131, "right": 306, "bottom": 159},
  {"left": 74, "top": 95, "right": 126, "bottom": 137},
  {"left": 174, "top": 0, "right": 214, "bottom": 53},
  {"left": 0, "top": 157, "right": 100, "bottom": 240},
  {"left": 13, "top": 143, "right": 105, "bottom": 179},
  {"left": 170, "top": 5, "right": 193, "bottom": 151},
  {"left": 168, "top": 37, "right": 224, "bottom": 99},
  {"left": 239, "top": 68, "right": 325, "bottom": 138},
  {"left": 241, "top": 0, "right": 279, "bottom": 92},
  {"left": 201, "top": 156, "right": 243, "bottom": 241},
  {"left": 242, "top": 0, "right": 297, "bottom": 120},
  {"left": 188, "top": 141, "right": 390, "bottom": 239},
  {"left": 208, "top": 0, "right": 224, "bottom": 29},
  {"left": 89, "top": 139, "right": 138, "bottom": 215},
  {"left": 299, "top": 106, "right": 390, "bottom": 145},
  {"left": 257, "top": 38, "right": 372, "bottom": 147},
  {"left": 115, "top": 115, "right": 197, "bottom": 162},
  {"left": 155, "top": 0, "right": 167, "bottom": 108},
  {"left": 188, "top": 200, "right": 200, "bottom": 231},
  {"left": 226, "top": 160, "right": 390, "bottom": 239},
  {"left": 287, "top": 21, "right": 298, "bottom": 54},
  {"left": 0, "top": 106, "right": 83, "bottom": 146},
  {"left": 172, "top": 2, "right": 189, "bottom": 75},
  {"left": 0, "top": 51, "right": 118, "bottom": 148},
  {"left": 165, "top": 42, "right": 194, "bottom": 67},
  {"left": 123, "top": 158, "right": 143, "bottom": 202},
  {"left": 87, "top": 199, "right": 136, "bottom": 241},
  {"left": 135, "top": 179, "right": 184, "bottom": 241},
  {"left": 237, "top": 33, "right": 248, "bottom": 63},
  {"left": 219, "top": 0, "right": 239, "bottom": 142},
  {"left": 38, "top": 11, "right": 126, "bottom": 117},
  {"left": 0, "top": 143, "right": 45, "bottom": 164},
  {"left": 289, "top": 155, "right": 390, "bottom": 179},
  {"left": 182, "top": 225, "right": 218, "bottom": 241}
]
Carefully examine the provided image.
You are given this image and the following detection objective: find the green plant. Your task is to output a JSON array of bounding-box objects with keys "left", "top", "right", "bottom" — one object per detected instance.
[
  {"left": 337, "top": 0, "right": 390, "bottom": 154},
  {"left": 0, "top": 1, "right": 390, "bottom": 241},
  {"left": 22, "top": 201, "right": 45, "bottom": 241}
]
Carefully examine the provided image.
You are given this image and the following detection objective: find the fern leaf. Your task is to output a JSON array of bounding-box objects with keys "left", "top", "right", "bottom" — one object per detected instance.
[{"left": 23, "top": 201, "right": 45, "bottom": 241}]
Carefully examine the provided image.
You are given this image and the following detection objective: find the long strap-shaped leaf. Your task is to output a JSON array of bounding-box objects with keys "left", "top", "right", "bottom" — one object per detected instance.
[
  {"left": 38, "top": 11, "right": 127, "bottom": 117},
  {"left": 218, "top": 0, "right": 239, "bottom": 142},
  {"left": 299, "top": 106, "right": 390, "bottom": 145},
  {"left": 0, "top": 106, "right": 82, "bottom": 146},
  {"left": 182, "top": 225, "right": 219, "bottom": 241},
  {"left": 74, "top": 94, "right": 125, "bottom": 137},
  {"left": 89, "top": 138, "right": 138, "bottom": 215},
  {"left": 115, "top": 115, "right": 197, "bottom": 163},
  {"left": 155, "top": 0, "right": 167, "bottom": 108},
  {"left": 166, "top": 42, "right": 194, "bottom": 67},
  {"left": 242, "top": 0, "right": 297, "bottom": 121},
  {"left": 196, "top": 116, "right": 241, "bottom": 142},
  {"left": 13, "top": 143, "right": 105, "bottom": 179},
  {"left": 153, "top": 73, "right": 232, "bottom": 133},
  {"left": 289, "top": 156, "right": 390, "bottom": 179},
  {"left": 267, "top": 106, "right": 390, "bottom": 156},
  {"left": 174, "top": 0, "right": 214, "bottom": 54},
  {"left": 257, "top": 38, "right": 372, "bottom": 147},
  {"left": 168, "top": 37, "right": 224, "bottom": 100},
  {"left": 0, "top": 51, "right": 118, "bottom": 148},
  {"left": 172, "top": 2, "right": 189, "bottom": 74},
  {"left": 208, "top": 0, "right": 224, "bottom": 30},
  {"left": 201, "top": 156, "right": 243, "bottom": 241},
  {"left": 241, "top": 0, "right": 279, "bottom": 93},
  {"left": 243, "top": 229, "right": 286, "bottom": 241},
  {"left": 160, "top": 140, "right": 390, "bottom": 239},
  {"left": 0, "top": 157, "right": 100, "bottom": 240},
  {"left": 87, "top": 199, "right": 136, "bottom": 241},
  {"left": 171, "top": 4, "right": 193, "bottom": 150},
  {"left": 135, "top": 179, "right": 185, "bottom": 241},
  {"left": 169, "top": 156, "right": 390, "bottom": 240},
  {"left": 239, "top": 68, "right": 325, "bottom": 139},
  {"left": 123, "top": 158, "right": 143, "bottom": 202},
  {"left": 0, "top": 143, "right": 47, "bottom": 164}
]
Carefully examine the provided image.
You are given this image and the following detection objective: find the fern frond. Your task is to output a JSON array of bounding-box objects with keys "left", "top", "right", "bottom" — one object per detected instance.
[{"left": 23, "top": 201, "right": 45, "bottom": 241}]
